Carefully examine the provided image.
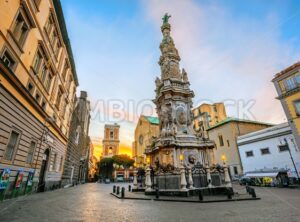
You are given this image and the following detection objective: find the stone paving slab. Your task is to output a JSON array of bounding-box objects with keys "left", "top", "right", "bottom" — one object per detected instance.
[{"left": 1, "top": 183, "right": 300, "bottom": 222}]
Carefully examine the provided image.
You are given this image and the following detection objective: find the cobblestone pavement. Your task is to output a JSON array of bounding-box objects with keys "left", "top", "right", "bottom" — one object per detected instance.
[{"left": 0, "top": 183, "right": 300, "bottom": 222}]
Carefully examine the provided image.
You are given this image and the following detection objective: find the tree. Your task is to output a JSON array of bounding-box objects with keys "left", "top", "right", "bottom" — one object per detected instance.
[
  {"left": 98, "top": 157, "right": 114, "bottom": 179},
  {"left": 97, "top": 155, "right": 134, "bottom": 179},
  {"left": 112, "top": 154, "right": 134, "bottom": 169}
]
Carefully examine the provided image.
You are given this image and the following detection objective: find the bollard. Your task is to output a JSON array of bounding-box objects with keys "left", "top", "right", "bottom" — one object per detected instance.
[
  {"left": 198, "top": 190, "right": 203, "bottom": 201},
  {"left": 121, "top": 187, "right": 125, "bottom": 198},
  {"left": 113, "top": 185, "right": 116, "bottom": 193},
  {"left": 227, "top": 188, "right": 232, "bottom": 200},
  {"left": 250, "top": 188, "right": 256, "bottom": 198},
  {"left": 116, "top": 186, "right": 120, "bottom": 195},
  {"left": 128, "top": 185, "right": 131, "bottom": 192},
  {"left": 155, "top": 188, "right": 159, "bottom": 199},
  {"left": 246, "top": 185, "right": 249, "bottom": 194}
]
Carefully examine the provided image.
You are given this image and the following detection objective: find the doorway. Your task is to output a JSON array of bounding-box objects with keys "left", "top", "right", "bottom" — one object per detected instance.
[{"left": 38, "top": 148, "right": 50, "bottom": 192}]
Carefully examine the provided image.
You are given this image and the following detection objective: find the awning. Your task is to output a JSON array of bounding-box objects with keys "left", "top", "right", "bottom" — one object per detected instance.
[{"left": 244, "top": 172, "right": 279, "bottom": 178}]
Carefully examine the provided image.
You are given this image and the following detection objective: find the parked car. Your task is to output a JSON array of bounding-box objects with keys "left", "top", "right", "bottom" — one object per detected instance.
[
  {"left": 104, "top": 178, "right": 111, "bottom": 184},
  {"left": 116, "top": 176, "right": 124, "bottom": 182},
  {"left": 231, "top": 175, "right": 240, "bottom": 181},
  {"left": 239, "top": 177, "right": 253, "bottom": 185}
]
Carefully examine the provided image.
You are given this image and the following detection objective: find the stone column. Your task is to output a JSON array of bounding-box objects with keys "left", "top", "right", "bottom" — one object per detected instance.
[
  {"left": 188, "top": 167, "right": 194, "bottom": 189},
  {"left": 180, "top": 165, "right": 187, "bottom": 191},
  {"left": 145, "top": 166, "right": 152, "bottom": 192},
  {"left": 133, "top": 169, "right": 138, "bottom": 189},
  {"left": 223, "top": 165, "right": 232, "bottom": 187},
  {"left": 206, "top": 164, "right": 212, "bottom": 188}
]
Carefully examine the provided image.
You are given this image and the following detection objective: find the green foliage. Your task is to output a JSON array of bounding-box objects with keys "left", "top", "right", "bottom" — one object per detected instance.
[
  {"left": 97, "top": 155, "right": 134, "bottom": 179},
  {"left": 112, "top": 154, "right": 134, "bottom": 168}
]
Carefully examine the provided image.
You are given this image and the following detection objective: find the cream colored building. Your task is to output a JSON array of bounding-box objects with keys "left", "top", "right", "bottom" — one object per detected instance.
[
  {"left": 192, "top": 103, "right": 227, "bottom": 135},
  {"left": 132, "top": 116, "right": 159, "bottom": 165},
  {"left": 0, "top": 0, "right": 78, "bottom": 193},
  {"left": 207, "top": 118, "right": 272, "bottom": 177}
]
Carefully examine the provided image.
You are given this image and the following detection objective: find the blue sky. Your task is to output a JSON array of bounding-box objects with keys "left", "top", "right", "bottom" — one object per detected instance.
[{"left": 60, "top": 0, "right": 300, "bottom": 154}]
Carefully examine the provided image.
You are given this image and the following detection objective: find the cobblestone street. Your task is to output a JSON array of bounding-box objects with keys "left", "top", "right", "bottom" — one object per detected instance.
[{"left": 0, "top": 183, "right": 300, "bottom": 222}]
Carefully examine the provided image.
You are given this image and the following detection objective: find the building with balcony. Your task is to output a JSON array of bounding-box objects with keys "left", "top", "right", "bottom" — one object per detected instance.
[
  {"left": 0, "top": 0, "right": 78, "bottom": 194},
  {"left": 272, "top": 62, "right": 300, "bottom": 149}
]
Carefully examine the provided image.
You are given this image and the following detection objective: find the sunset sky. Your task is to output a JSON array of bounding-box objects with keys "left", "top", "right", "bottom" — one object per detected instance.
[{"left": 60, "top": 0, "right": 300, "bottom": 159}]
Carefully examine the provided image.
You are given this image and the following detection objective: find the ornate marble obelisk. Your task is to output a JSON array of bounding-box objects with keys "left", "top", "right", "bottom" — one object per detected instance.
[{"left": 146, "top": 14, "right": 215, "bottom": 170}]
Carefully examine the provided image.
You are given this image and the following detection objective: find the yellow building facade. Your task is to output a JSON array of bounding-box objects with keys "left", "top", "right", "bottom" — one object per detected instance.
[
  {"left": 207, "top": 118, "right": 272, "bottom": 177},
  {"left": 192, "top": 103, "right": 227, "bottom": 138},
  {"left": 132, "top": 116, "right": 159, "bottom": 166},
  {"left": 0, "top": 0, "right": 78, "bottom": 194},
  {"left": 272, "top": 62, "right": 300, "bottom": 149}
]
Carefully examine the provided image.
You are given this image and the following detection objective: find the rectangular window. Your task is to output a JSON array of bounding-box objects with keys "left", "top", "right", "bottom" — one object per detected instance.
[
  {"left": 284, "top": 77, "right": 297, "bottom": 91},
  {"left": 53, "top": 152, "right": 57, "bottom": 171},
  {"left": 35, "top": 91, "right": 41, "bottom": 103},
  {"left": 62, "top": 61, "right": 69, "bottom": 81},
  {"left": 41, "top": 100, "right": 46, "bottom": 110},
  {"left": 294, "top": 100, "right": 300, "bottom": 116},
  {"left": 50, "top": 30, "right": 58, "bottom": 46},
  {"left": 234, "top": 166, "right": 238, "bottom": 175},
  {"left": 39, "top": 65, "right": 48, "bottom": 83},
  {"left": 260, "top": 148, "right": 270, "bottom": 155},
  {"left": 110, "top": 131, "right": 114, "bottom": 139},
  {"left": 1, "top": 50, "right": 16, "bottom": 70},
  {"left": 246, "top": 151, "right": 254, "bottom": 157},
  {"left": 45, "top": 15, "right": 54, "bottom": 34},
  {"left": 296, "top": 73, "right": 300, "bottom": 84},
  {"left": 27, "top": 82, "right": 34, "bottom": 94},
  {"left": 278, "top": 144, "right": 289, "bottom": 152},
  {"left": 218, "top": 135, "right": 224, "bottom": 147},
  {"left": 56, "top": 88, "right": 63, "bottom": 109},
  {"left": 44, "top": 72, "right": 53, "bottom": 91},
  {"left": 54, "top": 40, "right": 61, "bottom": 57},
  {"left": 12, "top": 13, "right": 29, "bottom": 46},
  {"left": 227, "top": 140, "right": 230, "bottom": 147},
  {"left": 4, "top": 131, "right": 20, "bottom": 160},
  {"left": 33, "top": 50, "right": 43, "bottom": 73},
  {"left": 26, "top": 141, "right": 36, "bottom": 164},
  {"left": 279, "top": 81, "right": 286, "bottom": 93}
]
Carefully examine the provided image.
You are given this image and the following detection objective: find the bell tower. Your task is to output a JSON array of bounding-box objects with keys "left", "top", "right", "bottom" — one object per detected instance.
[{"left": 102, "top": 123, "right": 120, "bottom": 157}]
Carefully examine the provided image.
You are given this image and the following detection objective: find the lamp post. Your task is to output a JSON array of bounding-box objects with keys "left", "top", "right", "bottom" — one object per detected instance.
[
  {"left": 221, "top": 154, "right": 227, "bottom": 165},
  {"left": 133, "top": 162, "right": 138, "bottom": 189},
  {"left": 284, "top": 138, "right": 300, "bottom": 182},
  {"left": 221, "top": 154, "right": 232, "bottom": 187},
  {"left": 145, "top": 157, "right": 152, "bottom": 191},
  {"left": 179, "top": 153, "right": 187, "bottom": 190}
]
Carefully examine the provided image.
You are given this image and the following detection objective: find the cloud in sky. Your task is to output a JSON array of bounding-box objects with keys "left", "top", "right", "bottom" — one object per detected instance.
[
  {"left": 61, "top": 0, "right": 300, "bottom": 154},
  {"left": 143, "top": 0, "right": 300, "bottom": 122}
]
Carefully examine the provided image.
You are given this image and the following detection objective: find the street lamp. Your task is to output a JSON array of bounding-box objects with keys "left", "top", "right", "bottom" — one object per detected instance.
[
  {"left": 180, "top": 154, "right": 184, "bottom": 165},
  {"left": 283, "top": 138, "right": 300, "bottom": 182},
  {"left": 146, "top": 157, "right": 150, "bottom": 166},
  {"left": 221, "top": 154, "right": 227, "bottom": 165}
]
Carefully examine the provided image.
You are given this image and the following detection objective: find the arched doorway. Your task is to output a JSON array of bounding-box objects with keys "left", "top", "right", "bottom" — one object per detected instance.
[{"left": 38, "top": 148, "right": 50, "bottom": 192}]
